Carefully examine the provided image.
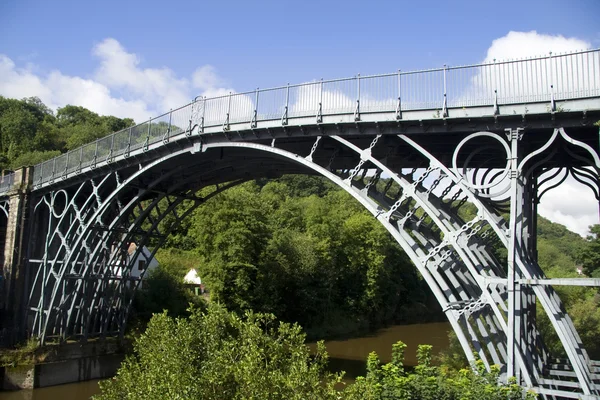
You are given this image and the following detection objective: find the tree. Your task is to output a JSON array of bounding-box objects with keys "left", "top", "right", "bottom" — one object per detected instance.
[
  {"left": 95, "top": 304, "right": 341, "bottom": 400},
  {"left": 56, "top": 105, "right": 134, "bottom": 150},
  {"left": 131, "top": 266, "right": 204, "bottom": 323},
  {"left": 0, "top": 96, "right": 133, "bottom": 168},
  {"left": 0, "top": 96, "right": 43, "bottom": 162},
  {"left": 10, "top": 150, "right": 61, "bottom": 169},
  {"left": 579, "top": 224, "right": 600, "bottom": 278}
]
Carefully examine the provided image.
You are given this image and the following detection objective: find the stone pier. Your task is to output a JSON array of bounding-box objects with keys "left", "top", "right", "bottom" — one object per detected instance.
[{"left": 0, "top": 168, "right": 32, "bottom": 346}]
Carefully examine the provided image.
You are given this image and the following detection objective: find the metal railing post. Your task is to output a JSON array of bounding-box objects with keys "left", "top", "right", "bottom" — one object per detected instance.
[
  {"left": 39, "top": 162, "right": 44, "bottom": 185},
  {"left": 223, "top": 93, "right": 231, "bottom": 131},
  {"left": 64, "top": 152, "right": 69, "bottom": 176},
  {"left": 200, "top": 97, "right": 206, "bottom": 133},
  {"left": 251, "top": 88, "right": 258, "bottom": 128},
  {"left": 316, "top": 79, "right": 323, "bottom": 123},
  {"left": 442, "top": 65, "right": 448, "bottom": 118},
  {"left": 396, "top": 70, "right": 402, "bottom": 120},
  {"left": 549, "top": 52, "right": 556, "bottom": 112},
  {"left": 164, "top": 110, "right": 172, "bottom": 143},
  {"left": 282, "top": 84, "right": 289, "bottom": 126},
  {"left": 108, "top": 134, "right": 114, "bottom": 162},
  {"left": 144, "top": 118, "right": 151, "bottom": 151},
  {"left": 354, "top": 74, "right": 361, "bottom": 121},
  {"left": 126, "top": 127, "right": 132, "bottom": 157},
  {"left": 493, "top": 58, "right": 506, "bottom": 116}
]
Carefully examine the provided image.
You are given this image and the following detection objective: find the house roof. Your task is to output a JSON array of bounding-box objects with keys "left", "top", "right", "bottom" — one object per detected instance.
[
  {"left": 183, "top": 269, "right": 202, "bottom": 285},
  {"left": 127, "top": 242, "right": 137, "bottom": 256}
]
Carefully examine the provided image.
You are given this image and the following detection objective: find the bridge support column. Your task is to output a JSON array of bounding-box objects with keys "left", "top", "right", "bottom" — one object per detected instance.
[
  {"left": 506, "top": 127, "right": 524, "bottom": 381},
  {"left": 0, "top": 167, "right": 32, "bottom": 346}
]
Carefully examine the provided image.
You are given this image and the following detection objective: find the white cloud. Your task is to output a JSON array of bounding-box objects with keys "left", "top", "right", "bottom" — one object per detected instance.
[
  {"left": 483, "top": 31, "right": 590, "bottom": 62},
  {"left": 192, "top": 65, "right": 222, "bottom": 91},
  {"left": 538, "top": 176, "right": 598, "bottom": 236},
  {"left": 0, "top": 38, "right": 230, "bottom": 122}
]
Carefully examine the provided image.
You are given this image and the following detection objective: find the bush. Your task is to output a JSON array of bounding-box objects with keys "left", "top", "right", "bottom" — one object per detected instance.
[
  {"left": 95, "top": 304, "right": 341, "bottom": 400},
  {"left": 343, "top": 342, "right": 537, "bottom": 400}
]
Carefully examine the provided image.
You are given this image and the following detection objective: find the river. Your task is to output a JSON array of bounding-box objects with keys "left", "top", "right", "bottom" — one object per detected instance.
[{"left": 0, "top": 321, "right": 450, "bottom": 399}]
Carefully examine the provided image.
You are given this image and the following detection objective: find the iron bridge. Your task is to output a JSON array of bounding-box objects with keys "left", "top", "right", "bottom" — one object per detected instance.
[{"left": 1, "top": 49, "right": 600, "bottom": 398}]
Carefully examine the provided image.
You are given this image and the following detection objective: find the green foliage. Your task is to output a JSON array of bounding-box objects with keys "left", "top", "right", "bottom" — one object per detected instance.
[
  {"left": 0, "top": 96, "right": 54, "bottom": 166},
  {"left": 0, "top": 96, "right": 134, "bottom": 169},
  {"left": 186, "top": 178, "right": 437, "bottom": 338},
  {"left": 10, "top": 150, "right": 61, "bottom": 169},
  {"left": 437, "top": 331, "right": 469, "bottom": 372},
  {"left": 154, "top": 247, "right": 199, "bottom": 280},
  {"left": 344, "top": 341, "right": 537, "bottom": 400},
  {"left": 579, "top": 224, "right": 600, "bottom": 277},
  {"left": 56, "top": 105, "right": 134, "bottom": 150},
  {"left": 95, "top": 304, "right": 341, "bottom": 400},
  {"left": 538, "top": 217, "right": 586, "bottom": 262},
  {"left": 131, "top": 266, "right": 205, "bottom": 324},
  {"left": 97, "top": 308, "right": 537, "bottom": 400},
  {"left": 535, "top": 222, "right": 600, "bottom": 359},
  {"left": 0, "top": 338, "right": 46, "bottom": 367}
]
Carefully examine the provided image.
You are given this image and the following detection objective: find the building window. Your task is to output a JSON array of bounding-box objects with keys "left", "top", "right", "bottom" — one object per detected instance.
[{"left": 138, "top": 260, "right": 146, "bottom": 272}]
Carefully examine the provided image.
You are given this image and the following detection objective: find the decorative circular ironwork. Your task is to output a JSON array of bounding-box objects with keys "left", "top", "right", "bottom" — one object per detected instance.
[
  {"left": 50, "top": 189, "right": 69, "bottom": 219},
  {"left": 452, "top": 131, "right": 511, "bottom": 191}
]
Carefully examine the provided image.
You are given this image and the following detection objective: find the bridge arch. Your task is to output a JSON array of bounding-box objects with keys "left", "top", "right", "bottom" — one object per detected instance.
[{"left": 24, "top": 127, "right": 599, "bottom": 396}]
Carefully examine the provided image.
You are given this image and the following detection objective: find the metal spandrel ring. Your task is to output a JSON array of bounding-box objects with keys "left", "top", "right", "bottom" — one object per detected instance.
[{"left": 452, "top": 131, "right": 511, "bottom": 190}]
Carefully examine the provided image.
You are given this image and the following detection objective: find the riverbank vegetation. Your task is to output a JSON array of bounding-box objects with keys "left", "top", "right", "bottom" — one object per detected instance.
[
  {"left": 95, "top": 304, "right": 536, "bottom": 400},
  {"left": 0, "top": 339, "right": 46, "bottom": 367}
]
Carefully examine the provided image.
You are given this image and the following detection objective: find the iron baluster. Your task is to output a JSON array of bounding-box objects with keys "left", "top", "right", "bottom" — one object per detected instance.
[
  {"left": 316, "top": 79, "right": 323, "bottom": 123},
  {"left": 442, "top": 65, "right": 448, "bottom": 118},
  {"left": 396, "top": 70, "right": 402, "bottom": 120},
  {"left": 251, "top": 88, "right": 259, "bottom": 128},
  {"left": 126, "top": 127, "right": 132, "bottom": 157},
  {"left": 354, "top": 74, "right": 361, "bottom": 121},
  {"left": 163, "top": 109, "right": 172, "bottom": 144},
  {"left": 282, "top": 84, "right": 289, "bottom": 126},
  {"left": 223, "top": 92, "right": 231, "bottom": 131}
]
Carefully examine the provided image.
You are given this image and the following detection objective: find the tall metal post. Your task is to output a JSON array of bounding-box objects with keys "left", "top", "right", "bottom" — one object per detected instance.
[
  {"left": 282, "top": 85, "right": 289, "bottom": 126},
  {"left": 442, "top": 65, "right": 448, "bottom": 117},
  {"left": 354, "top": 74, "right": 361, "bottom": 121},
  {"left": 396, "top": 70, "right": 402, "bottom": 120},
  {"left": 506, "top": 127, "right": 523, "bottom": 381},
  {"left": 251, "top": 88, "right": 258, "bottom": 128}
]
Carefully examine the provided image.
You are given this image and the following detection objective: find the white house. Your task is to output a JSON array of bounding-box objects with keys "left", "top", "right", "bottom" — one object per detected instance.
[
  {"left": 183, "top": 268, "right": 206, "bottom": 295},
  {"left": 183, "top": 268, "right": 202, "bottom": 285},
  {"left": 127, "top": 243, "right": 159, "bottom": 279},
  {"left": 111, "top": 243, "right": 159, "bottom": 283}
]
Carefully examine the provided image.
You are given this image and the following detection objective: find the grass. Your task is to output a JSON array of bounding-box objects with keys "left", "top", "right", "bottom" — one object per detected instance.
[{"left": 0, "top": 339, "right": 50, "bottom": 367}]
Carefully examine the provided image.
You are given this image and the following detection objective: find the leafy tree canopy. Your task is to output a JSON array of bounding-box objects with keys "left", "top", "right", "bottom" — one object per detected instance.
[
  {"left": 95, "top": 304, "right": 341, "bottom": 400},
  {"left": 0, "top": 96, "right": 134, "bottom": 169}
]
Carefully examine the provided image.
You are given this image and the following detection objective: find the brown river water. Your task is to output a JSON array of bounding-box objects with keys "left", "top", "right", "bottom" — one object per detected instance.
[{"left": 0, "top": 322, "right": 450, "bottom": 399}]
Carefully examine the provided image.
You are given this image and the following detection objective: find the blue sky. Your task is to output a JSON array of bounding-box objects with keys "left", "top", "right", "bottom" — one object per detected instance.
[
  {"left": 1, "top": 0, "right": 599, "bottom": 91},
  {"left": 1, "top": 0, "right": 599, "bottom": 234}
]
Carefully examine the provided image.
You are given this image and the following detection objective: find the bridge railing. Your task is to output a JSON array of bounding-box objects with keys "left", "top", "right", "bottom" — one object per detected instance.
[
  {"left": 1, "top": 48, "right": 598, "bottom": 194},
  {"left": 0, "top": 172, "right": 14, "bottom": 194}
]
